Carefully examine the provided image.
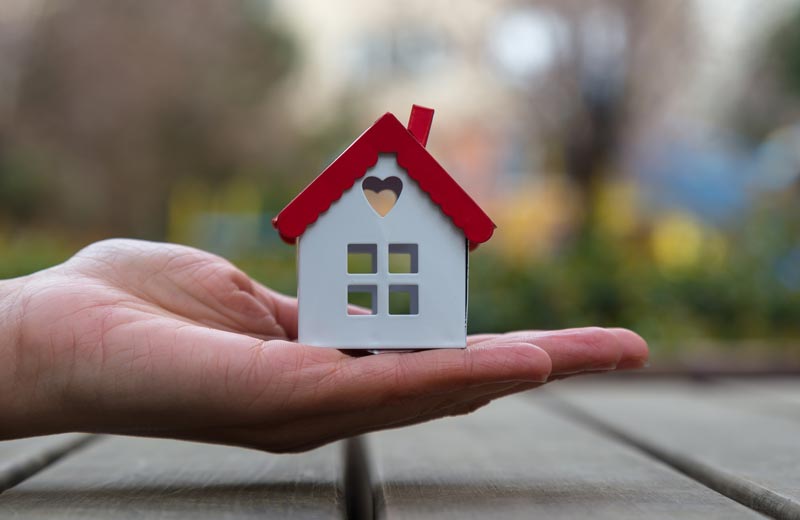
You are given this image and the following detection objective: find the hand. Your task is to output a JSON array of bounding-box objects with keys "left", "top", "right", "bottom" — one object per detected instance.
[{"left": 0, "top": 239, "right": 648, "bottom": 452}]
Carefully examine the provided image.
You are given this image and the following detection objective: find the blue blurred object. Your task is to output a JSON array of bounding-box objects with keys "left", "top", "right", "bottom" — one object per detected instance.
[
  {"left": 752, "top": 124, "right": 800, "bottom": 192},
  {"left": 776, "top": 247, "right": 800, "bottom": 292},
  {"left": 636, "top": 137, "right": 754, "bottom": 225}
]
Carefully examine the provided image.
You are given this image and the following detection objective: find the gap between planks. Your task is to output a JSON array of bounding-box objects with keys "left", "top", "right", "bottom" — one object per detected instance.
[
  {"left": 0, "top": 434, "right": 98, "bottom": 494},
  {"left": 534, "top": 391, "right": 800, "bottom": 520},
  {"left": 344, "top": 436, "right": 374, "bottom": 520}
]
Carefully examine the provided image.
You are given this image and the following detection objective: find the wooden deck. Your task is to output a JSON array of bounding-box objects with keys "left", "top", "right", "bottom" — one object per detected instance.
[{"left": 1, "top": 378, "right": 799, "bottom": 519}]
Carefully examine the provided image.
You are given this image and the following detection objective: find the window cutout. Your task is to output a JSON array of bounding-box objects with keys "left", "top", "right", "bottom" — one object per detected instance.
[
  {"left": 348, "top": 285, "right": 377, "bottom": 315},
  {"left": 347, "top": 244, "right": 377, "bottom": 274},
  {"left": 389, "top": 244, "right": 418, "bottom": 273},
  {"left": 389, "top": 285, "right": 419, "bottom": 315}
]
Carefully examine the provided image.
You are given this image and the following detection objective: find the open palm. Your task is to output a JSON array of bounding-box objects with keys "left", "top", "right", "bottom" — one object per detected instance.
[{"left": 3, "top": 239, "right": 647, "bottom": 452}]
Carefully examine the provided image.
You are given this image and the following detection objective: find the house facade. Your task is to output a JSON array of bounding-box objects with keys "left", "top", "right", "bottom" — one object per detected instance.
[{"left": 297, "top": 153, "right": 467, "bottom": 348}]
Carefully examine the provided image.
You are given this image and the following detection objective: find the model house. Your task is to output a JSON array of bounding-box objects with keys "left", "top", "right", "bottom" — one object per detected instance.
[{"left": 273, "top": 105, "right": 495, "bottom": 349}]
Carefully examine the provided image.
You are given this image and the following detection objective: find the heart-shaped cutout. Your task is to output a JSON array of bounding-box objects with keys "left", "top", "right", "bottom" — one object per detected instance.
[{"left": 362, "top": 176, "right": 402, "bottom": 217}]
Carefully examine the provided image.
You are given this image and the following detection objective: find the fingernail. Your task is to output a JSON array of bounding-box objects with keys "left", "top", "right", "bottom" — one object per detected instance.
[
  {"left": 594, "top": 362, "right": 618, "bottom": 371},
  {"left": 616, "top": 358, "right": 648, "bottom": 370}
]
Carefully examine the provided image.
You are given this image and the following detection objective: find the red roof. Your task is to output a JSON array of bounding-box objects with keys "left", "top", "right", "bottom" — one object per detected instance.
[{"left": 272, "top": 108, "right": 496, "bottom": 249}]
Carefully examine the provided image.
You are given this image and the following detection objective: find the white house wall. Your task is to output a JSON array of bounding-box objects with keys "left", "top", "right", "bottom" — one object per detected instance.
[{"left": 297, "top": 153, "right": 467, "bottom": 349}]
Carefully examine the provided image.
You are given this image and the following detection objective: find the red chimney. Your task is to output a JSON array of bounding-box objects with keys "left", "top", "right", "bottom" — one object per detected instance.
[{"left": 407, "top": 104, "right": 434, "bottom": 147}]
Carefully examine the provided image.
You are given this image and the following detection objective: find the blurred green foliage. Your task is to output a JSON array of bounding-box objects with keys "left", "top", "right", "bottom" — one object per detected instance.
[
  {"left": 0, "top": 232, "right": 74, "bottom": 280},
  {"left": 771, "top": 8, "right": 800, "bottom": 96},
  {"left": 469, "top": 230, "right": 800, "bottom": 352}
]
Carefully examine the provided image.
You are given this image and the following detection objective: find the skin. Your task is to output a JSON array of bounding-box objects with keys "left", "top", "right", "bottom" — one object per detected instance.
[{"left": 0, "top": 239, "right": 648, "bottom": 453}]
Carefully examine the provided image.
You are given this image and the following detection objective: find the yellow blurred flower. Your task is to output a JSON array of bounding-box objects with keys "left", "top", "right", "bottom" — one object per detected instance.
[
  {"left": 596, "top": 179, "right": 638, "bottom": 238},
  {"left": 651, "top": 212, "right": 727, "bottom": 272},
  {"left": 491, "top": 176, "right": 575, "bottom": 263}
]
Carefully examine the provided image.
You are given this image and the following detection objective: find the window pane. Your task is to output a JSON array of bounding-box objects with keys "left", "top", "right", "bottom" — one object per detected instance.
[
  {"left": 348, "top": 244, "right": 377, "bottom": 274},
  {"left": 389, "top": 285, "right": 418, "bottom": 315},
  {"left": 389, "top": 243, "right": 418, "bottom": 273},
  {"left": 348, "top": 285, "right": 377, "bottom": 315}
]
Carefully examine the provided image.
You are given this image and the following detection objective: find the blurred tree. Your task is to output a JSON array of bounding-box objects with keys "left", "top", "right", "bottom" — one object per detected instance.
[
  {"left": 730, "top": 5, "right": 800, "bottom": 142},
  {"left": 1, "top": 0, "right": 294, "bottom": 238},
  {"left": 770, "top": 7, "right": 800, "bottom": 95},
  {"left": 516, "top": 0, "right": 694, "bottom": 241}
]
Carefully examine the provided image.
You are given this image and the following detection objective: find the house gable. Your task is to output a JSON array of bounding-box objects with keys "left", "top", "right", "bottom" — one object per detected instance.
[{"left": 272, "top": 111, "right": 495, "bottom": 249}]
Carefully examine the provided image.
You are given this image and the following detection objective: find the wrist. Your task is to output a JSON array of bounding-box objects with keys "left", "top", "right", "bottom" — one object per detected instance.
[
  {"left": 0, "top": 275, "right": 29, "bottom": 365},
  {"left": 0, "top": 275, "right": 29, "bottom": 437}
]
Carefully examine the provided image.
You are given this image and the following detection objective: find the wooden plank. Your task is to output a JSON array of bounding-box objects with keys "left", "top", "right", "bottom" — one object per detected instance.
[
  {"left": 717, "top": 378, "right": 800, "bottom": 422},
  {"left": 0, "top": 436, "right": 346, "bottom": 519},
  {"left": 368, "top": 395, "right": 759, "bottom": 519},
  {"left": 551, "top": 380, "right": 800, "bottom": 519},
  {"left": 0, "top": 434, "right": 94, "bottom": 492}
]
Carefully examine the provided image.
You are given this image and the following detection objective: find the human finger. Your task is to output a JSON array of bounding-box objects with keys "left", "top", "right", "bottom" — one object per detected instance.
[{"left": 482, "top": 327, "right": 634, "bottom": 374}]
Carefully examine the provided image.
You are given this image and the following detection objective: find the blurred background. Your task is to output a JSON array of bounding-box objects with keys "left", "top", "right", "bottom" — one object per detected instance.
[{"left": 1, "top": 0, "right": 799, "bottom": 370}]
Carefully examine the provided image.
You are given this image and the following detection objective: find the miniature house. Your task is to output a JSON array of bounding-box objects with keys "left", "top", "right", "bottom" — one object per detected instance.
[{"left": 273, "top": 105, "right": 495, "bottom": 349}]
